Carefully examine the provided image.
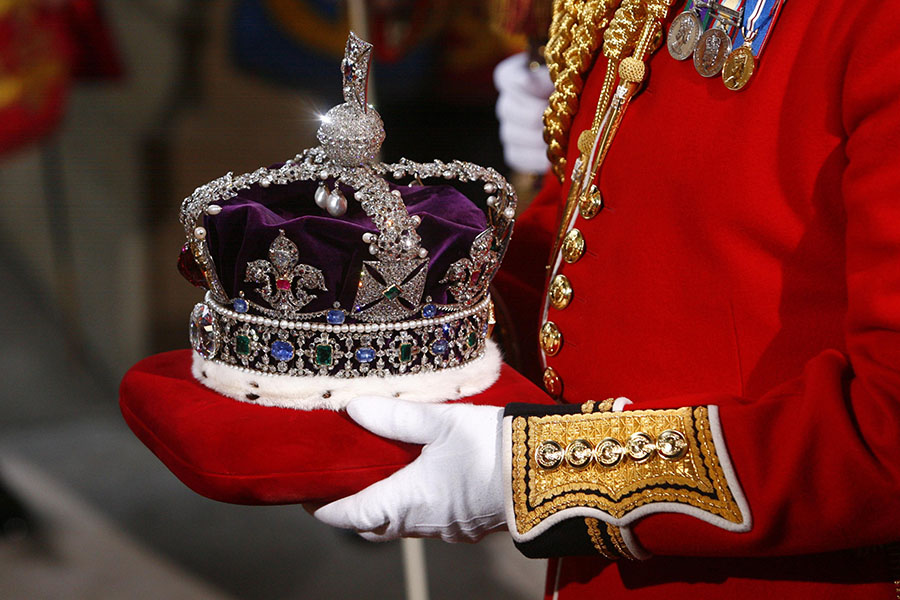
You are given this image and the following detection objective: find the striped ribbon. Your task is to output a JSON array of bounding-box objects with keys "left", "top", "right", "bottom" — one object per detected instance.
[{"left": 733, "top": 0, "right": 788, "bottom": 56}]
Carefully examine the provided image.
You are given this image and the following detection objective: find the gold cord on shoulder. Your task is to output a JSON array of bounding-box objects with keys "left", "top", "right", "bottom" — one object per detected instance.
[
  {"left": 542, "top": 0, "right": 672, "bottom": 181},
  {"left": 543, "top": 0, "right": 618, "bottom": 180}
]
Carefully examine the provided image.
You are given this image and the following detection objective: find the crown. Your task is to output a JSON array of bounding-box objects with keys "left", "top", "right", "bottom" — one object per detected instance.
[{"left": 177, "top": 33, "right": 517, "bottom": 410}]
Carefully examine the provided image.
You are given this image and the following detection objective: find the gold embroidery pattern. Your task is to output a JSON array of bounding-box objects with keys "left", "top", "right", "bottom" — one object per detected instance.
[
  {"left": 585, "top": 518, "right": 637, "bottom": 560},
  {"left": 585, "top": 518, "right": 620, "bottom": 560},
  {"left": 606, "top": 521, "right": 636, "bottom": 559},
  {"left": 511, "top": 407, "right": 743, "bottom": 535}
]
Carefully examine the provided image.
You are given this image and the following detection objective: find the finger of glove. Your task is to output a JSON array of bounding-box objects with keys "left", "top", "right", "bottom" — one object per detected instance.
[
  {"left": 346, "top": 396, "right": 447, "bottom": 444},
  {"left": 499, "top": 119, "right": 547, "bottom": 150},
  {"left": 496, "top": 93, "right": 549, "bottom": 130},
  {"left": 493, "top": 52, "right": 553, "bottom": 98},
  {"left": 313, "top": 469, "right": 408, "bottom": 532}
]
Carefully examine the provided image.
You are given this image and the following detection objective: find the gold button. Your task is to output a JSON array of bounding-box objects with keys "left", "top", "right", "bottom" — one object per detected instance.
[
  {"left": 540, "top": 321, "right": 562, "bottom": 356},
  {"left": 595, "top": 438, "right": 625, "bottom": 467},
  {"left": 548, "top": 274, "right": 573, "bottom": 310},
  {"left": 543, "top": 366, "right": 562, "bottom": 397},
  {"left": 627, "top": 432, "right": 655, "bottom": 462},
  {"left": 656, "top": 430, "right": 688, "bottom": 460},
  {"left": 579, "top": 185, "right": 603, "bottom": 220},
  {"left": 562, "top": 229, "right": 585, "bottom": 263},
  {"left": 535, "top": 440, "right": 564, "bottom": 469},
  {"left": 565, "top": 439, "right": 594, "bottom": 468}
]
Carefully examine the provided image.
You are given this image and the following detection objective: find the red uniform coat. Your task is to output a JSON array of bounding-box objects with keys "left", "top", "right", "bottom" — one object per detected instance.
[{"left": 495, "top": 0, "right": 900, "bottom": 597}]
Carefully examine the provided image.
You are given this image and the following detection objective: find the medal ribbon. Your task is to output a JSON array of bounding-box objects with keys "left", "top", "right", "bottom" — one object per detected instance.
[{"left": 732, "top": 0, "right": 788, "bottom": 57}]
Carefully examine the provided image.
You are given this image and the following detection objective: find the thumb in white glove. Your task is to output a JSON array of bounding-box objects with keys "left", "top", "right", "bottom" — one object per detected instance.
[{"left": 313, "top": 396, "right": 506, "bottom": 543}]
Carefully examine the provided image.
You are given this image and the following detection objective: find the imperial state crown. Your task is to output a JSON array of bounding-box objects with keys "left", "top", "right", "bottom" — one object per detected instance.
[{"left": 177, "top": 33, "right": 517, "bottom": 409}]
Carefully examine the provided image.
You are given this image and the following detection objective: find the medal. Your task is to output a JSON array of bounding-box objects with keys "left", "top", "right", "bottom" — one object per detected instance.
[
  {"left": 667, "top": 8, "right": 704, "bottom": 61},
  {"left": 722, "top": 41, "right": 755, "bottom": 90},
  {"left": 694, "top": 26, "right": 732, "bottom": 77},
  {"left": 692, "top": 0, "right": 742, "bottom": 78},
  {"left": 721, "top": 0, "right": 786, "bottom": 91}
]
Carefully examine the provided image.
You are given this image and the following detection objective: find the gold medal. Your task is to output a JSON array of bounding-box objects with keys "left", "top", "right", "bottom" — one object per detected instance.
[{"left": 722, "top": 44, "right": 756, "bottom": 90}]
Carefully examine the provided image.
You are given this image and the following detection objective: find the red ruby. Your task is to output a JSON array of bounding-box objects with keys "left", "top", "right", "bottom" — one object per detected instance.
[
  {"left": 177, "top": 245, "right": 209, "bottom": 289},
  {"left": 276, "top": 278, "right": 291, "bottom": 290}
]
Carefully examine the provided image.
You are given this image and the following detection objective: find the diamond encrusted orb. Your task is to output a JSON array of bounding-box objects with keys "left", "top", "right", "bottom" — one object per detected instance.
[
  {"left": 189, "top": 303, "right": 219, "bottom": 359},
  {"left": 317, "top": 103, "right": 385, "bottom": 167}
]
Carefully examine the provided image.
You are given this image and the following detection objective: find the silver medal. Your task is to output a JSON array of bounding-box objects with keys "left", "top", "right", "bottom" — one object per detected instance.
[
  {"left": 667, "top": 11, "right": 703, "bottom": 61},
  {"left": 693, "top": 27, "right": 732, "bottom": 77}
]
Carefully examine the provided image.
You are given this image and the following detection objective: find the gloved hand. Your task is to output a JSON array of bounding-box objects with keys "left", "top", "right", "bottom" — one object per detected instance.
[
  {"left": 313, "top": 396, "right": 506, "bottom": 543},
  {"left": 494, "top": 51, "right": 554, "bottom": 174}
]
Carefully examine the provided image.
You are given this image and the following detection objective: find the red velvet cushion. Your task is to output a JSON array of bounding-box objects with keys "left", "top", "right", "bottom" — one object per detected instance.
[{"left": 120, "top": 350, "right": 551, "bottom": 504}]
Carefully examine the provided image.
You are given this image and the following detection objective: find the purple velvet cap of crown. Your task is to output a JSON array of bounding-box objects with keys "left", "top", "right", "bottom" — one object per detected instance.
[{"left": 203, "top": 177, "right": 487, "bottom": 315}]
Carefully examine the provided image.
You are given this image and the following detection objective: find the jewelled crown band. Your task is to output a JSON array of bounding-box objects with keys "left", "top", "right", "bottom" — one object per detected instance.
[{"left": 178, "top": 33, "right": 516, "bottom": 409}]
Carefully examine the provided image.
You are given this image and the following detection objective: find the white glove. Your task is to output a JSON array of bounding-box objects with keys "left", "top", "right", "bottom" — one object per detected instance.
[
  {"left": 313, "top": 397, "right": 506, "bottom": 543},
  {"left": 494, "top": 52, "right": 554, "bottom": 174}
]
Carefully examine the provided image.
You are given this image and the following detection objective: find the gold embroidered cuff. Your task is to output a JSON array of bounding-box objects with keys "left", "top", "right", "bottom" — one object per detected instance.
[{"left": 510, "top": 406, "right": 746, "bottom": 536}]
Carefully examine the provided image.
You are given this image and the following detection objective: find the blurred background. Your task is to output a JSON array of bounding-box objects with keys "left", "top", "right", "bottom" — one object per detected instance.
[{"left": 0, "top": 0, "right": 550, "bottom": 597}]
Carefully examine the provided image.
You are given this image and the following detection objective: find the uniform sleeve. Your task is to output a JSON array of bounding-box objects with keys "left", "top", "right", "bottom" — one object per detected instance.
[{"left": 500, "top": 11, "right": 900, "bottom": 560}]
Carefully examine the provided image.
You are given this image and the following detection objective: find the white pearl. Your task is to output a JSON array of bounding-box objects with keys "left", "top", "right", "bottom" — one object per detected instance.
[
  {"left": 326, "top": 189, "right": 348, "bottom": 217},
  {"left": 503, "top": 206, "right": 516, "bottom": 219},
  {"left": 280, "top": 320, "right": 289, "bottom": 329},
  {"left": 206, "top": 205, "right": 222, "bottom": 215},
  {"left": 418, "top": 248, "right": 428, "bottom": 258},
  {"left": 486, "top": 195, "right": 497, "bottom": 206},
  {"left": 369, "top": 244, "right": 378, "bottom": 255},
  {"left": 194, "top": 226, "right": 207, "bottom": 240},
  {"left": 315, "top": 184, "right": 329, "bottom": 209},
  {"left": 302, "top": 322, "right": 311, "bottom": 330},
  {"left": 484, "top": 183, "right": 497, "bottom": 193},
  {"left": 362, "top": 232, "right": 376, "bottom": 243}
]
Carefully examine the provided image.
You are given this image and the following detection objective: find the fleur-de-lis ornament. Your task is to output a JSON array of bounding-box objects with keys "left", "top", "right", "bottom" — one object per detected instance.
[
  {"left": 245, "top": 230, "right": 326, "bottom": 317},
  {"left": 440, "top": 229, "right": 498, "bottom": 306}
]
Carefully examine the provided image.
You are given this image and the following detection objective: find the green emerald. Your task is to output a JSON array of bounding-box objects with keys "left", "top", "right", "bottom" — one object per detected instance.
[
  {"left": 315, "top": 344, "right": 333, "bottom": 366},
  {"left": 382, "top": 284, "right": 402, "bottom": 301},
  {"left": 399, "top": 343, "right": 412, "bottom": 363},
  {"left": 236, "top": 335, "right": 251, "bottom": 356},
  {"left": 467, "top": 332, "right": 478, "bottom": 348}
]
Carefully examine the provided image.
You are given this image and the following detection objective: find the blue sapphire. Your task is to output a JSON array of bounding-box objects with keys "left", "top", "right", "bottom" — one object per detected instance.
[
  {"left": 233, "top": 298, "right": 248, "bottom": 313},
  {"left": 271, "top": 340, "right": 294, "bottom": 362},
  {"left": 442, "top": 324, "right": 452, "bottom": 335},
  {"left": 355, "top": 347, "right": 375, "bottom": 363},
  {"left": 432, "top": 340, "right": 449, "bottom": 355},
  {"left": 327, "top": 309, "right": 346, "bottom": 325},
  {"left": 422, "top": 303, "right": 437, "bottom": 318}
]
